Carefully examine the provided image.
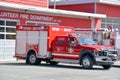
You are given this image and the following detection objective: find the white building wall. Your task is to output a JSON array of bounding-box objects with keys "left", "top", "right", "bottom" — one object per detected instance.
[{"left": 0, "top": 19, "right": 19, "bottom": 60}]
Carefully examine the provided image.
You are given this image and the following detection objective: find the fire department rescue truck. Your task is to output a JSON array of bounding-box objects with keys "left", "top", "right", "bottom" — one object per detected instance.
[{"left": 15, "top": 25, "right": 118, "bottom": 69}]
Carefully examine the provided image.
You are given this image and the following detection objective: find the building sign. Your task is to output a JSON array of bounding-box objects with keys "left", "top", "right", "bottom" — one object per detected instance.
[
  {"left": 0, "top": 10, "right": 61, "bottom": 22},
  {"left": 0, "top": 10, "right": 92, "bottom": 29},
  {"left": 0, "top": 11, "right": 19, "bottom": 19}
]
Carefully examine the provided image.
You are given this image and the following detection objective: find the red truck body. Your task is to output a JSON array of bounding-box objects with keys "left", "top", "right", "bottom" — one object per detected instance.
[{"left": 15, "top": 25, "right": 118, "bottom": 69}]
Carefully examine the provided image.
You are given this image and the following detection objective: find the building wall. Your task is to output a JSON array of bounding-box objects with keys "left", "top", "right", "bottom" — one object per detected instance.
[
  {"left": 51, "top": 3, "right": 120, "bottom": 18},
  {"left": 0, "top": 0, "right": 48, "bottom": 8},
  {"left": 50, "top": 3, "right": 95, "bottom": 13},
  {"left": 56, "top": 16, "right": 92, "bottom": 28},
  {"left": 50, "top": 3, "right": 101, "bottom": 29},
  {"left": 96, "top": 3, "right": 120, "bottom": 17},
  {"left": 50, "top": 3, "right": 120, "bottom": 30}
]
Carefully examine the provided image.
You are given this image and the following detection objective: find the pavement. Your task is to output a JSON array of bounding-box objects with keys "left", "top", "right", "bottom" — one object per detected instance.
[
  {"left": 0, "top": 59, "right": 120, "bottom": 67},
  {"left": 113, "top": 61, "right": 120, "bottom": 68}
]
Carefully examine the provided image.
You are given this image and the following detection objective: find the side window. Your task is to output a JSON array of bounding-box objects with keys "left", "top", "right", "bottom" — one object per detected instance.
[
  {"left": 56, "top": 37, "right": 65, "bottom": 45},
  {"left": 56, "top": 40, "right": 64, "bottom": 45},
  {"left": 66, "top": 38, "right": 77, "bottom": 46}
]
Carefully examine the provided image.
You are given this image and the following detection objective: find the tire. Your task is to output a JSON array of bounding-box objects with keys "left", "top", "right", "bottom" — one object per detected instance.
[
  {"left": 26, "top": 56, "right": 30, "bottom": 64},
  {"left": 27, "top": 53, "right": 41, "bottom": 65},
  {"left": 50, "top": 61, "right": 59, "bottom": 65},
  {"left": 81, "top": 56, "right": 94, "bottom": 69},
  {"left": 102, "top": 65, "right": 112, "bottom": 70}
]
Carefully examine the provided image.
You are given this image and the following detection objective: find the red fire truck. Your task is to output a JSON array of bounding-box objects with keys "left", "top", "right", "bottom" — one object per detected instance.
[{"left": 15, "top": 25, "right": 118, "bottom": 69}]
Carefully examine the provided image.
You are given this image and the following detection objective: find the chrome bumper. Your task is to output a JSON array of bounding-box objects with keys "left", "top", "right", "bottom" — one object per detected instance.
[{"left": 95, "top": 54, "right": 119, "bottom": 65}]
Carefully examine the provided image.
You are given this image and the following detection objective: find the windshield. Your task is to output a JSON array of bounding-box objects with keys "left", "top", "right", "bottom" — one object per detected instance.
[{"left": 77, "top": 37, "right": 96, "bottom": 45}]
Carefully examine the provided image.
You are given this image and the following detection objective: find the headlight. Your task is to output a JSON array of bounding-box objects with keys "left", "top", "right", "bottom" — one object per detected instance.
[
  {"left": 94, "top": 50, "right": 99, "bottom": 56},
  {"left": 100, "top": 51, "right": 108, "bottom": 56},
  {"left": 94, "top": 50, "right": 108, "bottom": 56}
]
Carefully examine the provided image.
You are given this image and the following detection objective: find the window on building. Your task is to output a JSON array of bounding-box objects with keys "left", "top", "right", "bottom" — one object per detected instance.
[
  {"left": 0, "top": 20, "right": 4, "bottom": 25},
  {"left": 6, "top": 34, "right": 16, "bottom": 39},
  {"left": 6, "top": 27, "right": 16, "bottom": 33},
  {"left": 0, "top": 34, "right": 4, "bottom": 39},
  {"left": 101, "top": 17, "right": 120, "bottom": 32},
  {"left": 0, "top": 27, "right": 4, "bottom": 32},
  {"left": 27, "top": 23, "right": 36, "bottom": 25},
  {"left": 26, "top": 21, "right": 59, "bottom": 26},
  {"left": 6, "top": 21, "right": 18, "bottom": 26},
  {"left": 0, "top": 19, "right": 19, "bottom": 40}
]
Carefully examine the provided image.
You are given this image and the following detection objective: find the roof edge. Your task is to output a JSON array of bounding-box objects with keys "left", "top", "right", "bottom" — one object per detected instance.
[
  {"left": 100, "top": 0, "right": 120, "bottom": 6},
  {"left": 0, "top": 2, "right": 106, "bottom": 19},
  {"left": 49, "top": 0, "right": 120, "bottom": 6}
]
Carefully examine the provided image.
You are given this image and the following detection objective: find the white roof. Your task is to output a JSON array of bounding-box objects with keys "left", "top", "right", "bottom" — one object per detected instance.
[
  {"left": 0, "top": 2, "right": 106, "bottom": 18},
  {"left": 50, "top": 0, "right": 120, "bottom": 6},
  {"left": 100, "top": 0, "right": 120, "bottom": 6}
]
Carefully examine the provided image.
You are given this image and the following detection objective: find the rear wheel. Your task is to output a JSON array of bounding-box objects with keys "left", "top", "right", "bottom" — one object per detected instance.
[
  {"left": 102, "top": 65, "right": 112, "bottom": 70},
  {"left": 81, "top": 56, "right": 94, "bottom": 69},
  {"left": 26, "top": 53, "right": 41, "bottom": 65}
]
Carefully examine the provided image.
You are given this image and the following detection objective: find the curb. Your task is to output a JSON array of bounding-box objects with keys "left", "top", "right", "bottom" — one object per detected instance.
[
  {"left": 113, "top": 61, "right": 120, "bottom": 68},
  {"left": 114, "top": 61, "right": 120, "bottom": 65}
]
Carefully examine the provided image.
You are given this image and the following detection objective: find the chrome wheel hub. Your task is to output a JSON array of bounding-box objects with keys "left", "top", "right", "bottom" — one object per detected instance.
[
  {"left": 83, "top": 58, "right": 90, "bottom": 68},
  {"left": 29, "top": 54, "right": 36, "bottom": 63}
]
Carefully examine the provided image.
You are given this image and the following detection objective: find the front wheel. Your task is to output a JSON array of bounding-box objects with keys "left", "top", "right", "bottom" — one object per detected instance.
[
  {"left": 102, "top": 65, "right": 112, "bottom": 70},
  {"left": 81, "top": 56, "right": 94, "bottom": 69}
]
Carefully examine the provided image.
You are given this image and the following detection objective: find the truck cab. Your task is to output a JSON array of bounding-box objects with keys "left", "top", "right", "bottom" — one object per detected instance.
[{"left": 51, "top": 35, "right": 118, "bottom": 69}]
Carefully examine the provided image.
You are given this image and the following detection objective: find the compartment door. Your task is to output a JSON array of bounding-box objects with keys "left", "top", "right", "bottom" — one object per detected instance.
[
  {"left": 16, "top": 31, "right": 26, "bottom": 55},
  {"left": 39, "top": 31, "right": 48, "bottom": 56}
]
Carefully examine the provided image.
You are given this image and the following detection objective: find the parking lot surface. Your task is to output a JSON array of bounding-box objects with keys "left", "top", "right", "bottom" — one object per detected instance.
[{"left": 0, "top": 60, "right": 120, "bottom": 80}]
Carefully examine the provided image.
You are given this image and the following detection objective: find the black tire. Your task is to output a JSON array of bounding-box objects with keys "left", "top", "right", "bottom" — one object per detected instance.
[
  {"left": 26, "top": 56, "right": 30, "bottom": 64},
  {"left": 81, "top": 56, "right": 94, "bottom": 69},
  {"left": 50, "top": 61, "right": 59, "bottom": 65},
  {"left": 102, "top": 65, "right": 112, "bottom": 70},
  {"left": 27, "top": 53, "right": 41, "bottom": 65}
]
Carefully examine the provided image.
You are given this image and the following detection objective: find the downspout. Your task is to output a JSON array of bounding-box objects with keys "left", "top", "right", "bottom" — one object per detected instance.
[
  {"left": 94, "top": 2, "right": 97, "bottom": 14},
  {"left": 91, "top": 18, "right": 95, "bottom": 32},
  {"left": 91, "top": 3, "right": 97, "bottom": 31}
]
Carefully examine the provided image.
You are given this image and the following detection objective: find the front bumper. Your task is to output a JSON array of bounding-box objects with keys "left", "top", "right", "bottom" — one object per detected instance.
[{"left": 95, "top": 53, "right": 119, "bottom": 65}]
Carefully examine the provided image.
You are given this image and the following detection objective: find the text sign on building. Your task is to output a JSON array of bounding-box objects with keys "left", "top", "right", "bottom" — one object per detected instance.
[{"left": 0, "top": 10, "right": 61, "bottom": 22}]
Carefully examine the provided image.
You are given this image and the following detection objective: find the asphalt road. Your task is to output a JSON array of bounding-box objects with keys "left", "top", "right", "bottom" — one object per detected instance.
[{"left": 0, "top": 61, "right": 120, "bottom": 80}]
